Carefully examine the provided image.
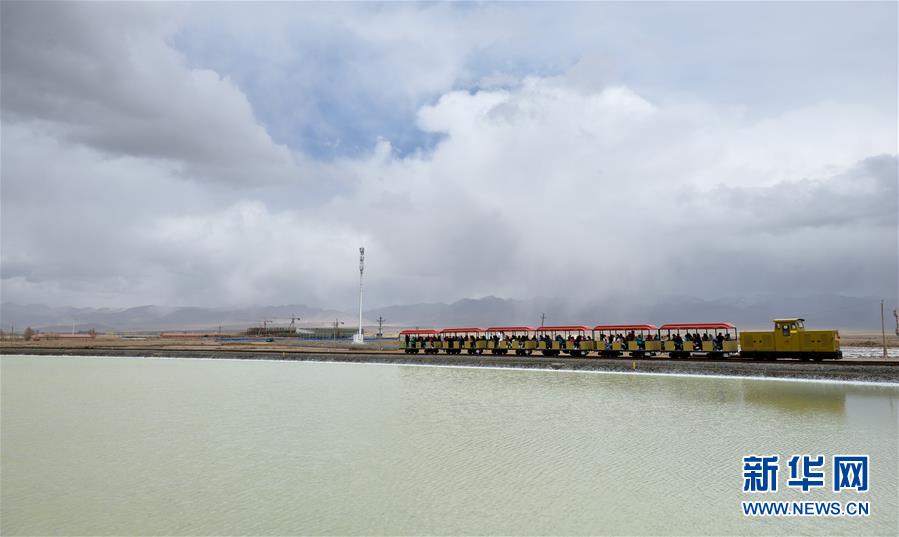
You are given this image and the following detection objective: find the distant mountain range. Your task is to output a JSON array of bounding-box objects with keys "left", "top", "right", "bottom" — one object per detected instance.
[
  {"left": 0, "top": 293, "right": 892, "bottom": 332},
  {"left": 370, "top": 294, "right": 893, "bottom": 331},
  {"left": 0, "top": 303, "right": 352, "bottom": 333}
]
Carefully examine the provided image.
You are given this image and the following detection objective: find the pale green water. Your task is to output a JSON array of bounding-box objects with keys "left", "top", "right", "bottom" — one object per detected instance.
[{"left": 2, "top": 355, "right": 897, "bottom": 536}]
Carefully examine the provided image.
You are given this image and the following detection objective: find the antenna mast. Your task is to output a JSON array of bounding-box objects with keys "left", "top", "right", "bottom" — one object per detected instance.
[{"left": 353, "top": 247, "right": 365, "bottom": 344}]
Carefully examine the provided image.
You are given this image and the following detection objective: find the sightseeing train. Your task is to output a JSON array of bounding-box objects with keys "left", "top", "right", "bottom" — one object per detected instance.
[{"left": 399, "top": 318, "right": 842, "bottom": 361}]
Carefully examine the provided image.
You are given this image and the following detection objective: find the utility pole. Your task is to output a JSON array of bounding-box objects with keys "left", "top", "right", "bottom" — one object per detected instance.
[
  {"left": 893, "top": 309, "right": 899, "bottom": 337},
  {"left": 881, "top": 300, "right": 888, "bottom": 359},
  {"left": 540, "top": 313, "right": 546, "bottom": 327},
  {"left": 377, "top": 316, "right": 385, "bottom": 337},
  {"left": 353, "top": 247, "right": 365, "bottom": 344}
]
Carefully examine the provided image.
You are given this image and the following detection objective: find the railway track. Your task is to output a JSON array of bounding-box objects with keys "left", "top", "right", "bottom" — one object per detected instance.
[{"left": 2, "top": 346, "right": 897, "bottom": 367}]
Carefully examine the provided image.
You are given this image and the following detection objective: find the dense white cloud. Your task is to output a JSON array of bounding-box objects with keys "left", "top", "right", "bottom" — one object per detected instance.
[
  {"left": 1, "top": 2, "right": 896, "bottom": 309},
  {"left": 1, "top": 2, "right": 305, "bottom": 184}
]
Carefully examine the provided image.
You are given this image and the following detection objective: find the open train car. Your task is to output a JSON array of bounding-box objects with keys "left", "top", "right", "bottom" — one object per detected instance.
[
  {"left": 658, "top": 323, "right": 739, "bottom": 358},
  {"left": 535, "top": 325, "right": 591, "bottom": 356},
  {"left": 593, "top": 324, "right": 659, "bottom": 358},
  {"left": 440, "top": 327, "right": 487, "bottom": 355},
  {"left": 485, "top": 327, "right": 536, "bottom": 355},
  {"left": 399, "top": 329, "right": 439, "bottom": 354},
  {"left": 739, "top": 318, "right": 841, "bottom": 360}
]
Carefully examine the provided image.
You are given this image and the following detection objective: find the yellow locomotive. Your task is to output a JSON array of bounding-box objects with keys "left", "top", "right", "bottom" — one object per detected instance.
[{"left": 739, "top": 318, "right": 841, "bottom": 361}]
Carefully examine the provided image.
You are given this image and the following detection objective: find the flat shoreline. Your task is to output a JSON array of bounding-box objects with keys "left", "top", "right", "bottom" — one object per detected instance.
[{"left": 4, "top": 346, "right": 898, "bottom": 384}]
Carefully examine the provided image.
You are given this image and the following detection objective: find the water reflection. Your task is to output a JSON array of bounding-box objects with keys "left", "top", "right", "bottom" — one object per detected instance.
[{"left": 741, "top": 382, "right": 847, "bottom": 415}]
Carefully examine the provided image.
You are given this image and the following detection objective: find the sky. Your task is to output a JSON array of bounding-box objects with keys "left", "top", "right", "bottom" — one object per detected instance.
[{"left": 1, "top": 1, "right": 897, "bottom": 310}]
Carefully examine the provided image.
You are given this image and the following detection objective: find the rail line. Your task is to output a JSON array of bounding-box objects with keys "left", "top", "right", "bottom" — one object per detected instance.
[{"left": 2, "top": 346, "right": 897, "bottom": 367}]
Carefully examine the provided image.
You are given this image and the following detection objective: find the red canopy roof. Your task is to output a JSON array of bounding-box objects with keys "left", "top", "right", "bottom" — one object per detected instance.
[
  {"left": 398, "top": 329, "right": 438, "bottom": 335},
  {"left": 659, "top": 323, "right": 736, "bottom": 330},
  {"left": 593, "top": 324, "right": 658, "bottom": 331},
  {"left": 439, "top": 327, "right": 486, "bottom": 334},
  {"left": 535, "top": 325, "right": 590, "bottom": 332},
  {"left": 486, "top": 326, "right": 536, "bottom": 332}
]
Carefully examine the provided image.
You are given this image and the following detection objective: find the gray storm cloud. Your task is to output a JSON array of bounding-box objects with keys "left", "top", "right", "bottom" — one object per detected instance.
[{"left": 1, "top": 2, "right": 896, "bottom": 310}]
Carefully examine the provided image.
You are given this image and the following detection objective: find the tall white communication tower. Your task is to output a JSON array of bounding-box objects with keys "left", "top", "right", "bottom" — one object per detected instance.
[{"left": 353, "top": 247, "right": 365, "bottom": 344}]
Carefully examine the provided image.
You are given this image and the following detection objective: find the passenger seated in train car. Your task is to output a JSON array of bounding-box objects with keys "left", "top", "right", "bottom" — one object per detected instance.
[
  {"left": 574, "top": 335, "right": 582, "bottom": 349},
  {"left": 405, "top": 334, "right": 410, "bottom": 345},
  {"left": 715, "top": 332, "right": 724, "bottom": 350},
  {"left": 626, "top": 331, "right": 635, "bottom": 341},
  {"left": 724, "top": 332, "right": 731, "bottom": 340},
  {"left": 636, "top": 334, "right": 645, "bottom": 350},
  {"left": 702, "top": 333, "right": 709, "bottom": 341}
]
